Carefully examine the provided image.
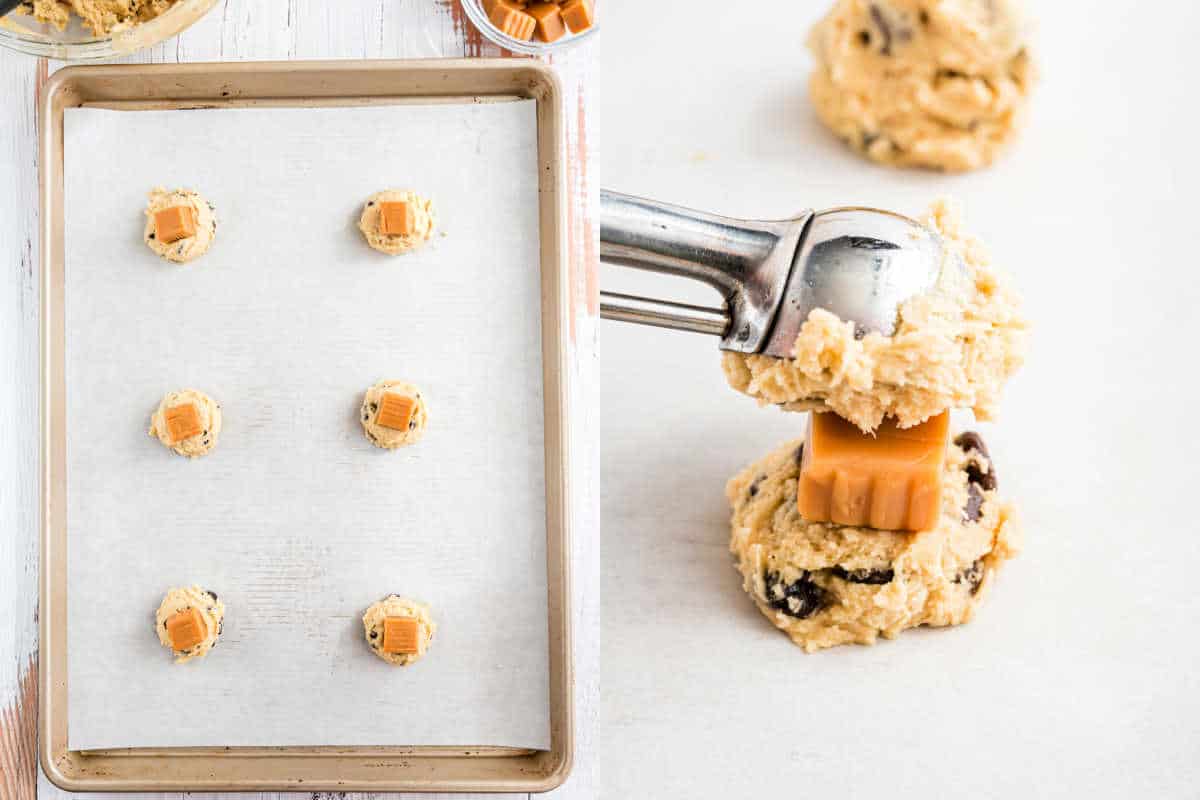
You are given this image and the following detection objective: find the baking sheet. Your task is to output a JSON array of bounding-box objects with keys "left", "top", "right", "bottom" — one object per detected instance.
[{"left": 63, "top": 101, "right": 550, "bottom": 750}]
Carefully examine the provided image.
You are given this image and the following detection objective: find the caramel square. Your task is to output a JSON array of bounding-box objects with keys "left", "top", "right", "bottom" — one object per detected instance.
[
  {"left": 375, "top": 392, "right": 416, "bottom": 431},
  {"left": 488, "top": 0, "right": 536, "bottom": 40},
  {"left": 798, "top": 411, "right": 950, "bottom": 532},
  {"left": 166, "top": 608, "right": 206, "bottom": 651},
  {"left": 378, "top": 200, "right": 416, "bottom": 237},
  {"left": 559, "top": 0, "right": 593, "bottom": 33},
  {"left": 163, "top": 403, "right": 204, "bottom": 444},
  {"left": 153, "top": 205, "right": 197, "bottom": 244},
  {"left": 526, "top": 2, "right": 567, "bottom": 42},
  {"left": 382, "top": 616, "right": 422, "bottom": 655}
]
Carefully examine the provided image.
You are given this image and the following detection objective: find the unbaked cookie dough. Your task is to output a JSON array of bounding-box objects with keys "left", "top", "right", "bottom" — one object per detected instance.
[
  {"left": 362, "top": 594, "right": 437, "bottom": 666},
  {"left": 15, "top": 0, "right": 177, "bottom": 36},
  {"left": 357, "top": 190, "right": 435, "bottom": 255},
  {"left": 727, "top": 428, "right": 1020, "bottom": 653},
  {"left": 360, "top": 380, "right": 429, "bottom": 449},
  {"left": 143, "top": 187, "right": 217, "bottom": 263},
  {"left": 808, "top": 0, "right": 1035, "bottom": 171},
  {"left": 148, "top": 388, "right": 222, "bottom": 458},
  {"left": 721, "top": 200, "right": 1028, "bottom": 432},
  {"left": 155, "top": 585, "right": 224, "bottom": 664}
]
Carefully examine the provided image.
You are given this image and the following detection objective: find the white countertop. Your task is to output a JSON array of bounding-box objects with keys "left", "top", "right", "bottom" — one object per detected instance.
[{"left": 597, "top": 2, "right": 1200, "bottom": 798}]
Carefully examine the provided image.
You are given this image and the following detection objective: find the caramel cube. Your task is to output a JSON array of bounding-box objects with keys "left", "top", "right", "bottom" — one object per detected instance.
[
  {"left": 153, "top": 206, "right": 197, "bottom": 245},
  {"left": 382, "top": 616, "right": 422, "bottom": 655},
  {"left": 378, "top": 200, "right": 416, "bottom": 237},
  {"left": 163, "top": 403, "right": 204, "bottom": 444},
  {"left": 798, "top": 411, "right": 950, "bottom": 532},
  {"left": 559, "top": 0, "right": 593, "bottom": 33},
  {"left": 488, "top": 0, "right": 536, "bottom": 40},
  {"left": 483, "top": 0, "right": 525, "bottom": 12},
  {"left": 166, "top": 608, "right": 206, "bottom": 651},
  {"left": 374, "top": 392, "right": 416, "bottom": 431},
  {"left": 526, "top": 2, "right": 567, "bottom": 42}
]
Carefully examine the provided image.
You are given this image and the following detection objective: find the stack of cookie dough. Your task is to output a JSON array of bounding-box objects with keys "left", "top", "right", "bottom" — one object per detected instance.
[{"left": 725, "top": 201, "right": 1028, "bottom": 652}]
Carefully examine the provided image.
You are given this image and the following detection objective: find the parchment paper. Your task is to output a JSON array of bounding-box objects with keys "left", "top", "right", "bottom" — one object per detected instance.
[{"left": 64, "top": 102, "right": 549, "bottom": 750}]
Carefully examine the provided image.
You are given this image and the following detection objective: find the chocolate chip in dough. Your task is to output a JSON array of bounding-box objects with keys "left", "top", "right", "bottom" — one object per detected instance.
[
  {"left": 831, "top": 565, "right": 895, "bottom": 585},
  {"left": 954, "top": 559, "right": 985, "bottom": 595},
  {"left": 869, "top": 4, "right": 893, "bottom": 55},
  {"left": 955, "top": 431, "right": 998, "bottom": 491},
  {"left": 764, "top": 570, "right": 831, "bottom": 619},
  {"left": 963, "top": 483, "right": 985, "bottom": 523}
]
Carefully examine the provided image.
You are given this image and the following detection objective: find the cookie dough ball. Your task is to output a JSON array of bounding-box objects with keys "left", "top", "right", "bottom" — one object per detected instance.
[
  {"left": 143, "top": 187, "right": 217, "bottom": 263},
  {"left": 721, "top": 200, "right": 1028, "bottom": 432},
  {"left": 360, "top": 380, "right": 428, "bottom": 449},
  {"left": 808, "top": 0, "right": 1035, "bottom": 171},
  {"left": 357, "top": 190, "right": 435, "bottom": 255},
  {"left": 155, "top": 585, "right": 225, "bottom": 664},
  {"left": 362, "top": 594, "right": 436, "bottom": 665},
  {"left": 148, "top": 388, "right": 222, "bottom": 458},
  {"left": 726, "top": 430, "right": 1021, "bottom": 653}
]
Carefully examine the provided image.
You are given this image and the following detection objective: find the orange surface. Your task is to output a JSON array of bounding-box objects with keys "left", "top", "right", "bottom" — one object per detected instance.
[
  {"left": 798, "top": 411, "right": 950, "bottom": 532},
  {"left": 153, "top": 205, "right": 197, "bottom": 244},
  {"left": 378, "top": 200, "right": 416, "bottom": 236},
  {"left": 375, "top": 392, "right": 416, "bottom": 431},
  {"left": 526, "top": 2, "right": 567, "bottom": 42},
  {"left": 488, "top": 0, "right": 536, "bottom": 40},
  {"left": 166, "top": 608, "right": 206, "bottom": 651},
  {"left": 381, "top": 616, "right": 422, "bottom": 654},
  {"left": 559, "top": 0, "right": 593, "bottom": 33},
  {"left": 163, "top": 403, "right": 203, "bottom": 444}
]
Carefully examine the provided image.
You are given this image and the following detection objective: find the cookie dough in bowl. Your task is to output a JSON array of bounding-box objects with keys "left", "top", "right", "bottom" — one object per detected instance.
[
  {"left": 808, "top": 0, "right": 1036, "bottom": 171},
  {"left": 727, "top": 430, "right": 1021, "bottom": 652},
  {"left": 360, "top": 380, "right": 428, "bottom": 449},
  {"left": 362, "top": 594, "right": 437, "bottom": 666},
  {"left": 143, "top": 187, "right": 217, "bottom": 263},
  {"left": 357, "top": 190, "right": 435, "bottom": 255},
  {"left": 721, "top": 200, "right": 1028, "bottom": 432},
  {"left": 16, "top": 0, "right": 180, "bottom": 36},
  {"left": 148, "top": 388, "right": 221, "bottom": 458},
  {"left": 155, "top": 585, "right": 224, "bottom": 664}
]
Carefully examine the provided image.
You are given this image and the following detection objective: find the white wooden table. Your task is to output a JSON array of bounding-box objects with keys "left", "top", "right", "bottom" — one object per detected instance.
[
  {"left": 597, "top": 2, "right": 1200, "bottom": 798},
  {"left": 0, "top": 3, "right": 598, "bottom": 799}
]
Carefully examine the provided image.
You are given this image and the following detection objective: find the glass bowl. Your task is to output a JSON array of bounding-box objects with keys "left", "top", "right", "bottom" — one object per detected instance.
[
  {"left": 0, "top": 0, "right": 217, "bottom": 60},
  {"left": 459, "top": 0, "right": 598, "bottom": 56}
]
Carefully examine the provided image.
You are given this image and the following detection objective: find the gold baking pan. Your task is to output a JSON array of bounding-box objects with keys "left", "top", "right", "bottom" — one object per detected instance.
[{"left": 39, "top": 59, "right": 573, "bottom": 793}]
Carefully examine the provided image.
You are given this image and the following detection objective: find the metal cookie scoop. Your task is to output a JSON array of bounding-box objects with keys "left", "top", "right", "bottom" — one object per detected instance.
[{"left": 599, "top": 190, "right": 960, "bottom": 358}]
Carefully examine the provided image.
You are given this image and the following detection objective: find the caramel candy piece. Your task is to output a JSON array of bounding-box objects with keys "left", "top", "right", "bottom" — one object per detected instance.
[
  {"left": 153, "top": 205, "right": 197, "bottom": 245},
  {"left": 488, "top": 0, "right": 536, "bottom": 40},
  {"left": 559, "top": 0, "right": 593, "bottom": 33},
  {"left": 798, "top": 411, "right": 950, "bottom": 532},
  {"left": 165, "top": 608, "right": 206, "bottom": 651},
  {"left": 382, "top": 616, "right": 422, "bottom": 655},
  {"left": 483, "top": 0, "right": 525, "bottom": 12},
  {"left": 375, "top": 392, "right": 416, "bottom": 431},
  {"left": 378, "top": 200, "right": 416, "bottom": 237},
  {"left": 526, "top": 2, "right": 567, "bottom": 42},
  {"left": 163, "top": 403, "right": 204, "bottom": 444}
]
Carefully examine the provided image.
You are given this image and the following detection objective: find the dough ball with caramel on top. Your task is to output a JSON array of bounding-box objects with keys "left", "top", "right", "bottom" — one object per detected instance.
[
  {"left": 148, "top": 388, "right": 222, "bottom": 458},
  {"left": 143, "top": 187, "right": 217, "bottom": 263},
  {"left": 359, "top": 380, "right": 428, "bottom": 449},
  {"left": 155, "top": 585, "right": 225, "bottom": 664},
  {"left": 362, "top": 594, "right": 436, "bottom": 666},
  {"left": 357, "top": 190, "right": 435, "bottom": 255}
]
